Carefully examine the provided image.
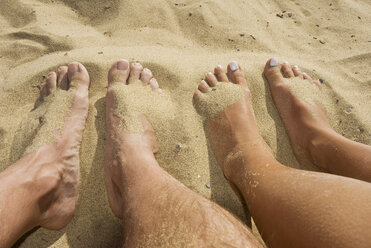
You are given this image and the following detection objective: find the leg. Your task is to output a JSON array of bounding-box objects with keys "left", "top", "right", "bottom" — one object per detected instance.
[
  {"left": 264, "top": 58, "right": 371, "bottom": 182},
  {"left": 104, "top": 60, "right": 264, "bottom": 247},
  {"left": 0, "top": 63, "right": 89, "bottom": 247},
  {"left": 193, "top": 62, "right": 371, "bottom": 248}
]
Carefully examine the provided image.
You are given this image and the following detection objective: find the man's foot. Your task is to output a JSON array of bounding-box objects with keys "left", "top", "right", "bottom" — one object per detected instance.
[
  {"left": 263, "top": 58, "right": 336, "bottom": 171},
  {"left": 193, "top": 62, "right": 272, "bottom": 183},
  {"left": 105, "top": 59, "right": 161, "bottom": 219},
  {"left": 13, "top": 63, "right": 90, "bottom": 230}
]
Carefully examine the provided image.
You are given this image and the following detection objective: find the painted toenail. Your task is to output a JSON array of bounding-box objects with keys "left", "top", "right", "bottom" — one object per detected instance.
[
  {"left": 229, "top": 61, "right": 239, "bottom": 72},
  {"left": 117, "top": 60, "right": 129, "bottom": 70},
  {"left": 68, "top": 63, "right": 79, "bottom": 73},
  {"left": 269, "top": 58, "right": 278, "bottom": 67}
]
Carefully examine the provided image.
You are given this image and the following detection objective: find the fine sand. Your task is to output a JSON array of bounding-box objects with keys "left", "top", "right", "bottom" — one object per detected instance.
[{"left": 0, "top": 0, "right": 370, "bottom": 247}]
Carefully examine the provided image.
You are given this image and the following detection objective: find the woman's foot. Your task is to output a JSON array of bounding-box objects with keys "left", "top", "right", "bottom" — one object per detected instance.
[
  {"left": 264, "top": 58, "right": 371, "bottom": 180},
  {"left": 193, "top": 62, "right": 273, "bottom": 183}
]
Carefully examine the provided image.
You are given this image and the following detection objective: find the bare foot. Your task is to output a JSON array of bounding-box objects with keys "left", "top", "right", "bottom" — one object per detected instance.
[
  {"left": 263, "top": 58, "right": 335, "bottom": 171},
  {"left": 14, "top": 63, "right": 89, "bottom": 230},
  {"left": 193, "top": 62, "right": 272, "bottom": 183},
  {"left": 105, "top": 59, "right": 161, "bottom": 219}
]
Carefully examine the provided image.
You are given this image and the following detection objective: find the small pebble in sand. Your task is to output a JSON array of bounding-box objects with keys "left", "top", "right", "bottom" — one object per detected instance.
[
  {"left": 319, "top": 78, "right": 325, "bottom": 83},
  {"left": 359, "top": 127, "right": 364, "bottom": 133},
  {"left": 336, "top": 99, "right": 339, "bottom": 104},
  {"left": 288, "top": 13, "right": 292, "bottom": 17},
  {"left": 319, "top": 40, "right": 326, "bottom": 44},
  {"left": 276, "top": 13, "right": 284, "bottom": 18},
  {"left": 212, "top": 88, "right": 216, "bottom": 91},
  {"left": 197, "top": 175, "right": 201, "bottom": 178},
  {"left": 98, "top": 51, "right": 103, "bottom": 54},
  {"left": 205, "top": 182, "right": 211, "bottom": 189},
  {"left": 239, "top": 33, "right": 245, "bottom": 37},
  {"left": 189, "top": 13, "right": 192, "bottom": 17},
  {"left": 346, "top": 107, "right": 352, "bottom": 113},
  {"left": 176, "top": 143, "right": 182, "bottom": 149}
]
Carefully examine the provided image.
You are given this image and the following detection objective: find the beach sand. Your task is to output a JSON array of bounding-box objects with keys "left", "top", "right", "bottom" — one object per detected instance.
[{"left": 0, "top": 0, "right": 370, "bottom": 247}]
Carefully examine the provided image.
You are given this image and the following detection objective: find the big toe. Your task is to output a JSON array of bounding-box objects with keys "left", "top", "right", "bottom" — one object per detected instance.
[
  {"left": 227, "top": 61, "right": 248, "bottom": 90},
  {"left": 108, "top": 59, "right": 130, "bottom": 85},
  {"left": 264, "top": 58, "right": 286, "bottom": 87},
  {"left": 67, "top": 62, "right": 90, "bottom": 89}
]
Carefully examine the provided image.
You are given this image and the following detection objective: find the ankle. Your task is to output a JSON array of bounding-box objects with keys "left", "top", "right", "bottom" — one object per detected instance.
[{"left": 307, "top": 128, "right": 340, "bottom": 170}]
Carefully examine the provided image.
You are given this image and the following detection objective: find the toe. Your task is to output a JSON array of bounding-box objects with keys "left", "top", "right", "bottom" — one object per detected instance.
[
  {"left": 312, "top": 79, "right": 322, "bottom": 88},
  {"left": 140, "top": 68, "right": 153, "bottom": 85},
  {"left": 214, "top": 65, "right": 229, "bottom": 82},
  {"left": 205, "top": 72, "right": 217, "bottom": 87},
  {"left": 40, "top": 72, "right": 57, "bottom": 99},
  {"left": 108, "top": 59, "right": 130, "bottom": 85},
  {"left": 264, "top": 58, "right": 285, "bottom": 87},
  {"left": 292, "top": 65, "right": 304, "bottom": 79},
  {"left": 128, "top": 63, "right": 143, "bottom": 84},
  {"left": 67, "top": 62, "right": 90, "bottom": 89},
  {"left": 149, "top": 78, "right": 162, "bottom": 92},
  {"left": 193, "top": 89, "right": 202, "bottom": 99},
  {"left": 227, "top": 61, "right": 248, "bottom": 89},
  {"left": 302, "top": 72, "right": 312, "bottom": 81},
  {"left": 57, "top": 66, "right": 68, "bottom": 89},
  {"left": 281, "top": 62, "right": 295, "bottom": 78},
  {"left": 198, "top": 80, "right": 209, "bottom": 93}
]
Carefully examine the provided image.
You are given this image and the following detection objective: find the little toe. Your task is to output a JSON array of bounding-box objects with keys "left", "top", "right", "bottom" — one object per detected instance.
[
  {"left": 292, "top": 65, "right": 304, "bottom": 79},
  {"left": 227, "top": 61, "right": 248, "bottom": 89},
  {"left": 205, "top": 72, "right": 217, "bottom": 87},
  {"left": 198, "top": 80, "right": 210, "bottom": 93},
  {"left": 57, "top": 66, "right": 68, "bottom": 89},
  {"left": 312, "top": 79, "right": 322, "bottom": 88},
  {"left": 128, "top": 63, "right": 143, "bottom": 84},
  {"left": 140, "top": 68, "right": 153, "bottom": 85},
  {"left": 281, "top": 62, "right": 295, "bottom": 78},
  {"left": 108, "top": 59, "right": 130, "bottom": 85},
  {"left": 263, "top": 58, "right": 286, "bottom": 87},
  {"left": 149, "top": 78, "right": 162, "bottom": 92},
  {"left": 214, "top": 65, "right": 229, "bottom": 82}
]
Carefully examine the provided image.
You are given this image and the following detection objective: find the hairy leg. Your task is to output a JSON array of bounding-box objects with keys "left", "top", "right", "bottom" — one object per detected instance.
[
  {"left": 104, "top": 60, "right": 264, "bottom": 248},
  {"left": 264, "top": 58, "right": 371, "bottom": 182},
  {"left": 194, "top": 61, "right": 371, "bottom": 248},
  {"left": 0, "top": 63, "right": 89, "bottom": 247}
]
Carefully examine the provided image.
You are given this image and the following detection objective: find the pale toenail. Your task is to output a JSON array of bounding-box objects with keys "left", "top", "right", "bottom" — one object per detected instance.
[
  {"left": 229, "top": 61, "right": 239, "bottom": 72},
  {"left": 207, "top": 72, "right": 213, "bottom": 76},
  {"left": 48, "top": 72, "right": 54, "bottom": 77},
  {"left": 217, "top": 65, "right": 222, "bottom": 69},
  {"left": 117, "top": 59, "right": 129, "bottom": 70},
  {"left": 68, "top": 62, "right": 79, "bottom": 73},
  {"left": 293, "top": 65, "right": 299, "bottom": 69},
  {"left": 270, "top": 58, "right": 278, "bottom": 67},
  {"left": 283, "top": 61, "right": 289, "bottom": 64}
]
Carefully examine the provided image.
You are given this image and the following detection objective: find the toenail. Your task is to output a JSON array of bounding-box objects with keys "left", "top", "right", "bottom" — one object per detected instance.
[
  {"left": 117, "top": 60, "right": 129, "bottom": 70},
  {"left": 269, "top": 58, "right": 278, "bottom": 67},
  {"left": 48, "top": 72, "right": 54, "bottom": 77},
  {"left": 229, "top": 61, "right": 239, "bottom": 72},
  {"left": 283, "top": 61, "right": 289, "bottom": 64},
  {"left": 293, "top": 65, "right": 299, "bottom": 69},
  {"left": 68, "top": 62, "right": 79, "bottom": 73},
  {"left": 207, "top": 72, "right": 213, "bottom": 76},
  {"left": 217, "top": 65, "right": 222, "bottom": 69}
]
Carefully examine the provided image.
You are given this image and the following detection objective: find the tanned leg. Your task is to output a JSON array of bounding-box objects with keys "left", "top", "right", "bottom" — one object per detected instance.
[
  {"left": 0, "top": 63, "right": 89, "bottom": 248},
  {"left": 193, "top": 61, "right": 371, "bottom": 248},
  {"left": 104, "top": 59, "right": 264, "bottom": 248}
]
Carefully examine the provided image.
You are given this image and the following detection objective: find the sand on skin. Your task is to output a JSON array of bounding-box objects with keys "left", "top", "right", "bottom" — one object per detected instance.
[{"left": 0, "top": 0, "right": 370, "bottom": 247}]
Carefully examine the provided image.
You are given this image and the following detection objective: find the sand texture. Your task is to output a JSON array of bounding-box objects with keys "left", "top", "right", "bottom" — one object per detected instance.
[{"left": 0, "top": 0, "right": 370, "bottom": 247}]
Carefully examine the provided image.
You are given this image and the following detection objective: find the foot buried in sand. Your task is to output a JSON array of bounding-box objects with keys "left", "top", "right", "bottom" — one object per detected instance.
[
  {"left": 193, "top": 62, "right": 272, "bottom": 183},
  {"left": 12, "top": 62, "right": 90, "bottom": 229},
  {"left": 264, "top": 58, "right": 335, "bottom": 171}
]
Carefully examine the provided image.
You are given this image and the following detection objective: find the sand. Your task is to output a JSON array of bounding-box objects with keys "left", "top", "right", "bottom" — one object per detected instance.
[{"left": 0, "top": 0, "right": 370, "bottom": 247}]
